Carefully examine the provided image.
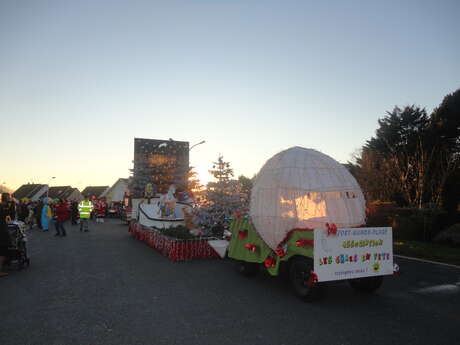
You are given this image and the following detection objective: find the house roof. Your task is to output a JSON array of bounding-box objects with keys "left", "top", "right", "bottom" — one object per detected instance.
[
  {"left": 47, "top": 186, "right": 80, "bottom": 200},
  {"left": 12, "top": 184, "right": 47, "bottom": 200},
  {"left": 102, "top": 178, "right": 129, "bottom": 195},
  {"left": 81, "top": 186, "right": 109, "bottom": 198}
]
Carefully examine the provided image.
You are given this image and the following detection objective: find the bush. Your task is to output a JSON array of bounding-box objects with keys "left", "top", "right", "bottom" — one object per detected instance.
[
  {"left": 366, "top": 201, "right": 397, "bottom": 227},
  {"left": 434, "top": 223, "right": 460, "bottom": 247},
  {"left": 391, "top": 208, "right": 447, "bottom": 241}
]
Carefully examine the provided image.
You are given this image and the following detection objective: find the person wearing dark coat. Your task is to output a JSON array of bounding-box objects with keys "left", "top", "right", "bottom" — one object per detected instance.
[
  {"left": 70, "top": 201, "right": 79, "bottom": 225},
  {"left": 18, "top": 201, "right": 29, "bottom": 222},
  {"left": 0, "top": 193, "right": 12, "bottom": 277},
  {"left": 54, "top": 199, "right": 69, "bottom": 237},
  {"left": 34, "top": 200, "right": 43, "bottom": 229},
  {"left": 7, "top": 199, "right": 16, "bottom": 221}
]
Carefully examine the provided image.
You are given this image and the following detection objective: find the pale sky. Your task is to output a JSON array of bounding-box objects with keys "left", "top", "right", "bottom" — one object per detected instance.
[{"left": 1, "top": 0, "right": 459, "bottom": 192}]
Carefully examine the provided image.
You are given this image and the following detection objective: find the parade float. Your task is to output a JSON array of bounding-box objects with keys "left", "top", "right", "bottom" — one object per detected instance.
[
  {"left": 228, "top": 146, "right": 398, "bottom": 301},
  {"left": 127, "top": 140, "right": 397, "bottom": 298},
  {"left": 128, "top": 138, "right": 225, "bottom": 261}
]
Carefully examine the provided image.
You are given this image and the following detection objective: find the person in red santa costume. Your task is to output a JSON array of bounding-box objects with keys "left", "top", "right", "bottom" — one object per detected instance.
[{"left": 95, "top": 198, "right": 107, "bottom": 223}]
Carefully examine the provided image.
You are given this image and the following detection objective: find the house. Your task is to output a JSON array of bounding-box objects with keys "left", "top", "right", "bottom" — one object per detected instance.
[
  {"left": 12, "top": 184, "right": 48, "bottom": 201},
  {"left": 47, "top": 186, "right": 83, "bottom": 201},
  {"left": 81, "top": 186, "right": 109, "bottom": 199},
  {"left": 101, "top": 178, "right": 130, "bottom": 203}
]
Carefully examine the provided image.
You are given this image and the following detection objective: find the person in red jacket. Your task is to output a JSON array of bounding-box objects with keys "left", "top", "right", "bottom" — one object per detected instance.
[
  {"left": 54, "top": 199, "right": 69, "bottom": 237},
  {"left": 95, "top": 199, "right": 107, "bottom": 223}
]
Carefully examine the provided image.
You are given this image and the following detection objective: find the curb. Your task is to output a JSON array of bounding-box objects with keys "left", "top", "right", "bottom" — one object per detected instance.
[{"left": 394, "top": 254, "right": 460, "bottom": 269}]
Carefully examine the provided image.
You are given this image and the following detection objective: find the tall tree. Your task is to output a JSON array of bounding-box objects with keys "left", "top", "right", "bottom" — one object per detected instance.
[
  {"left": 429, "top": 89, "right": 460, "bottom": 209},
  {"left": 353, "top": 88, "right": 460, "bottom": 210},
  {"left": 204, "top": 155, "right": 242, "bottom": 225},
  {"left": 365, "top": 106, "right": 431, "bottom": 207},
  {"left": 237, "top": 175, "right": 254, "bottom": 206},
  {"left": 187, "top": 167, "right": 203, "bottom": 193}
]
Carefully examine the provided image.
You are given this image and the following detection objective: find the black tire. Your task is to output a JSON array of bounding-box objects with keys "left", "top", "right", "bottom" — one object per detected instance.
[
  {"left": 289, "top": 257, "right": 320, "bottom": 302},
  {"left": 348, "top": 276, "right": 383, "bottom": 293},
  {"left": 235, "top": 261, "right": 259, "bottom": 277}
]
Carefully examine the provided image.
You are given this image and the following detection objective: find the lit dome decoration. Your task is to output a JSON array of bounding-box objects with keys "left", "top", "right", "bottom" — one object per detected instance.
[{"left": 250, "top": 147, "right": 366, "bottom": 250}]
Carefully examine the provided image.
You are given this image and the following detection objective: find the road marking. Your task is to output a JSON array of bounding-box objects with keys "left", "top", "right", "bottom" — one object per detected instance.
[
  {"left": 395, "top": 254, "right": 460, "bottom": 269},
  {"left": 414, "top": 284, "right": 460, "bottom": 294}
]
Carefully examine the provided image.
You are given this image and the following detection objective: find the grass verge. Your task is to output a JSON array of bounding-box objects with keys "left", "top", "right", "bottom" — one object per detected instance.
[{"left": 394, "top": 240, "right": 460, "bottom": 266}]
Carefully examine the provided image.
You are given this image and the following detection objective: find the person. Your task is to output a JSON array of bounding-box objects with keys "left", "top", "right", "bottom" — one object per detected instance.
[
  {"left": 7, "top": 197, "right": 16, "bottom": 221},
  {"left": 41, "top": 197, "right": 53, "bottom": 231},
  {"left": 34, "top": 200, "right": 43, "bottom": 229},
  {"left": 70, "top": 200, "right": 79, "bottom": 225},
  {"left": 0, "top": 193, "right": 12, "bottom": 277},
  {"left": 18, "top": 199, "right": 29, "bottom": 222},
  {"left": 95, "top": 199, "right": 107, "bottom": 223},
  {"left": 26, "top": 202, "right": 35, "bottom": 229},
  {"left": 78, "top": 195, "right": 93, "bottom": 232},
  {"left": 54, "top": 199, "right": 68, "bottom": 237}
]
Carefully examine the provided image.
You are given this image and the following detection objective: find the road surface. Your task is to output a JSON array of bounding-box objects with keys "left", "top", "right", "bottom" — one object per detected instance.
[{"left": 1, "top": 219, "right": 459, "bottom": 345}]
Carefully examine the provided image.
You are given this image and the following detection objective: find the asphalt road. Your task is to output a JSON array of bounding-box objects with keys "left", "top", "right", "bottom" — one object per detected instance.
[{"left": 1, "top": 219, "right": 459, "bottom": 345}]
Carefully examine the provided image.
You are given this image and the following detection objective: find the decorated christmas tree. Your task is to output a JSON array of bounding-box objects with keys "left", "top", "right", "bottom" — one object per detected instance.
[{"left": 195, "top": 155, "right": 246, "bottom": 233}]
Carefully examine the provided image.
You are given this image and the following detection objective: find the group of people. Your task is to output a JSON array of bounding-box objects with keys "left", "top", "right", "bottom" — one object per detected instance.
[
  {"left": 0, "top": 193, "right": 111, "bottom": 277},
  {"left": 6, "top": 196, "right": 107, "bottom": 232}
]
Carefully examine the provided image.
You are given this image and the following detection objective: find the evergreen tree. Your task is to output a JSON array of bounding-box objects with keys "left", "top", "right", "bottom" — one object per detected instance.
[{"left": 197, "top": 155, "right": 245, "bottom": 231}]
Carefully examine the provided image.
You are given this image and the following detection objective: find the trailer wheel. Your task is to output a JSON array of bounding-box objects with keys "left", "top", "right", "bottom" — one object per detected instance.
[
  {"left": 348, "top": 276, "right": 383, "bottom": 293},
  {"left": 235, "top": 261, "right": 259, "bottom": 277},
  {"left": 289, "top": 257, "right": 320, "bottom": 302}
]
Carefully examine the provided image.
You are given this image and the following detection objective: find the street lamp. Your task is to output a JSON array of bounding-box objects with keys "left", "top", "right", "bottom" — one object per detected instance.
[{"left": 189, "top": 140, "right": 206, "bottom": 151}]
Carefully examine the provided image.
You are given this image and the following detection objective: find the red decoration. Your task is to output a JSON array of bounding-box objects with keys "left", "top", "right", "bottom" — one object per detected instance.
[
  {"left": 277, "top": 227, "right": 314, "bottom": 248},
  {"left": 275, "top": 248, "right": 286, "bottom": 257},
  {"left": 234, "top": 211, "right": 242, "bottom": 218},
  {"left": 238, "top": 229, "right": 248, "bottom": 240},
  {"left": 244, "top": 243, "right": 257, "bottom": 252},
  {"left": 307, "top": 271, "right": 318, "bottom": 286},
  {"left": 264, "top": 256, "right": 276, "bottom": 268},
  {"left": 295, "top": 239, "right": 314, "bottom": 247},
  {"left": 128, "top": 222, "right": 219, "bottom": 261},
  {"left": 326, "top": 223, "right": 337, "bottom": 236}
]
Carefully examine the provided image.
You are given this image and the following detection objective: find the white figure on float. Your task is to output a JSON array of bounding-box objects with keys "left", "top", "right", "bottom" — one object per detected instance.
[{"left": 160, "top": 184, "right": 177, "bottom": 218}]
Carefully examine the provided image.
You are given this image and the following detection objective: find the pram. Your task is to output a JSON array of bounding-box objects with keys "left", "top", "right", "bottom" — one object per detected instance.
[{"left": 6, "top": 221, "right": 30, "bottom": 269}]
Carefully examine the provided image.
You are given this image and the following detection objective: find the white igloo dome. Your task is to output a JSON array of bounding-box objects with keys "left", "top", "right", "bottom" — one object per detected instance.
[{"left": 250, "top": 147, "right": 366, "bottom": 250}]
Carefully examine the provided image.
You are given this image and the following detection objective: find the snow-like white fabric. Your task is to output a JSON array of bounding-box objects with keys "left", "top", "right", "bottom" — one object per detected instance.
[{"left": 250, "top": 147, "right": 366, "bottom": 250}]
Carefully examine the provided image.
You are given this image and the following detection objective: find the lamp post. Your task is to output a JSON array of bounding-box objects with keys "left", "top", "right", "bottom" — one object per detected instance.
[{"left": 189, "top": 140, "right": 206, "bottom": 151}]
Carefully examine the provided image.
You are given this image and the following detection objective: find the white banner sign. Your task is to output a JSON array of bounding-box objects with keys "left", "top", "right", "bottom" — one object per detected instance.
[{"left": 314, "top": 227, "right": 393, "bottom": 282}]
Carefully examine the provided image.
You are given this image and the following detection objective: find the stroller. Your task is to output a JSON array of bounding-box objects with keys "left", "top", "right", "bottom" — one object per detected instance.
[{"left": 6, "top": 221, "right": 30, "bottom": 270}]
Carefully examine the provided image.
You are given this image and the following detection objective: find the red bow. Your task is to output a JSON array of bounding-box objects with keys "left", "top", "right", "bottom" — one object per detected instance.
[
  {"left": 275, "top": 248, "right": 286, "bottom": 257},
  {"left": 295, "top": 239, "right": 314, "bottom": 247},
  {"left": 264, "top": 256, "right": 276, "bottom": 268},
  {"left": 238, "top": 229, "right": 248, "bottom": 240},
  {"left": 307, "top": 271, "right": 318, "bottom": 286},
  {"left": 244, "top": 243, "right": 257, "bottom": 252},
  {"left": 326, "top": 223, "right": 337, "bottom": 236}
]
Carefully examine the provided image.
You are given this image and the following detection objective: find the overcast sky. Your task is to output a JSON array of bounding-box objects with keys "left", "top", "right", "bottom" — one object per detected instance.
[{"left": 1, "top": 0, "right": 459, "bottom": 191}]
